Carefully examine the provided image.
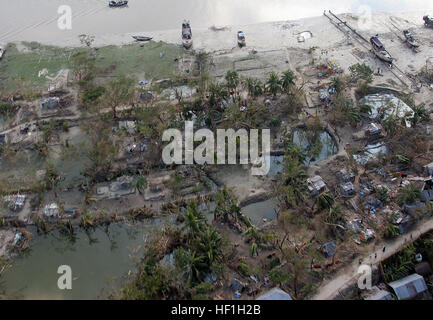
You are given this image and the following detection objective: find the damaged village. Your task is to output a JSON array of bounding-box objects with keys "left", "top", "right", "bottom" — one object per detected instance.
[{"left": 1, "top": 8, "right": 433, "bottom": 300}]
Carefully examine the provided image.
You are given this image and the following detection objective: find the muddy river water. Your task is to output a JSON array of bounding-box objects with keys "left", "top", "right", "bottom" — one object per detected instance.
[{"left": 1, "top": 0, "right": 431, "bottom": 43}]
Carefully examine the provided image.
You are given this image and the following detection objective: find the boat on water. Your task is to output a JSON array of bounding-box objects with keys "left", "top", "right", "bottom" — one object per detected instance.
[
  {"left": 182, "top": 20, "right": 193, "bottom": 49},
  {"left": 108, "top": 1, "right": 128, "bottom": 8},
  {"left": 370, "top": 36, "right": 393, "bottom": 64},
  {"left": 132, "top": 36, "right": 153, "bottom": 42},
  {"left": 237, "top": 31, "right": 246, "bottom": 47},
  {"left": 403, "top": 30, "right": 420, "bottom": 49},
  {"left": 424, "top": 16, "right": 433, "bottom": 28}
]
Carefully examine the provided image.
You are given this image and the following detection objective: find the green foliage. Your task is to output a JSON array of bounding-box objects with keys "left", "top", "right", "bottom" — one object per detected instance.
[
  {"left": 269, "top": 267, "right": 291, "bottom": 286},
  {"left": 213, "top": 187, "right": 241, "bottom": 223},
  {"left": 349, "top": 63, "right": 374, "bottom": 83},
  {"left": 375, "top": 186, "right": 389, "bottom": 203},
  {"left": 244, "top": 77, "right": 263, "bottom": 99},
  {"left": 82, "top": 86, "right": 106, "bottom": 104},
  {"left": 266, "top": 72, "right": 281, "bottom": 97},
  {"left": 277, "top": 143, "right": 308, "bottom": 208},
  {"left": 280, "top": 69, "right": 296, "bottom": 92},
  {"left": 397, "top": 184, "right": 422, "bottom": 206},
  {"left": 225, "top": 70, "right": 240, "bottom": 91}
]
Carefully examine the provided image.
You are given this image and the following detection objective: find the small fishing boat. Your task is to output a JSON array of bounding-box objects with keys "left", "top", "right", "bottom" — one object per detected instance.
[
  {"left": 108, "top": 1, "right": 128, "bottom": 8},
  {"left": 132, "top": 36, "right": 153, "bottom": 42},
  {"left": 237, "top": 31, "right": 246, "bottom": 47},
  {"left": 424, "top": 15, "right": 433, "bottom": 28},
  {"left": 403, "top": 30, "right": 420, "bottom": 49},
  {"left": 370, "top": 36, "right": 393, "bottom": 64},
  {"left": 0, "top": 45, "right": 5, "bottom": 59},
  {"left": 182, "top": 20, "right": 193, "bottom": 49}
]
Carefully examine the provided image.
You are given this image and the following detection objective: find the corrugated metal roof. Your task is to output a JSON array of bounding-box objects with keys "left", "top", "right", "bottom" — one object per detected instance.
[
  {"left": 257, "top": 287, "right": 293, "bottom": 300},
  {"left": 388, "top": 273, "right": 428, "bottom": 300}
]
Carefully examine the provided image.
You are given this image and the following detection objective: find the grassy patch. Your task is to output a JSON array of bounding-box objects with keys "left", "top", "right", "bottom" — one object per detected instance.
[{"left": 0, "top": 41, "right": 182, "bottom": 93}]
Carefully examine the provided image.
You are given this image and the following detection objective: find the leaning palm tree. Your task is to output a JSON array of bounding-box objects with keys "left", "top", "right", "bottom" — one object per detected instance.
[{"left": 266, "top": 72, "right": 281, "bottom": 98}]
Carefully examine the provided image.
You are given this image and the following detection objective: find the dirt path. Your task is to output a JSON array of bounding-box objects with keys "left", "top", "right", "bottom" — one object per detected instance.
[{"left": 313, "top": 217, "right": 433, "bottom": 300}]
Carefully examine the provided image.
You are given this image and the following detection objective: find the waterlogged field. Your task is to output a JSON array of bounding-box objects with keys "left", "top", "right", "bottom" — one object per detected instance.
[{"left": 0, "top": 41, "right": 183, "bottom": 93}]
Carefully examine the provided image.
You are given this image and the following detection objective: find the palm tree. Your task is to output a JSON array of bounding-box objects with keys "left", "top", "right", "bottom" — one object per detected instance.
[
  {"left": 174, "top": 248, "right": 206, "bottom": 284},
  {"left": 183, "top": 203, "right": 206, "bottom": 239},
  {"left": 397, "top": 184, "right": 422, "bottom": 206},
  {"left": 244, "top": 77, "right": 263, "bottom": 99},
  {"left": 195, "top": 226, "right": 222, "bottom": 266},
  {"left": 267, "top": 72, "right": 281, "bottom": 98},
  {"left": 331, "top": 76, "right": 345, "bottom": 94},
  {"left": 281, "top": 70, "right": 296, "bottom": 93},
  {"left": 225, "top": 70, "right": 240, "bottom": 92},
  {"left": 209, "top": 82, "right": 228, "bottom": 108},
  {"left": 214, "top": 187, "right": 241, "bottom": 222},
  {"left": 410, "top": 103, "right": 429, "bottom": 127},
  {"left": 278, "top": 155, "right": 308, "bottom": 208}
]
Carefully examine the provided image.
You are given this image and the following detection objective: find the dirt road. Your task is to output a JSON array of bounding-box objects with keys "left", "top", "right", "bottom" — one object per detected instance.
[{"left": 313, "top": 217, "right": 433, "bottom": 300}]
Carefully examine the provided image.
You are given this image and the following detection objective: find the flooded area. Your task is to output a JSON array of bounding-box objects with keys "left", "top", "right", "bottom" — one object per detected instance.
[
  {"left": 268, "top": 129, "right": 338, "bottom": 178},
  {"left": 1, "top": 0, "right": 432, "bottom": 44},
  {"left": 241, "top": 198, "right": 280, "bottom": 226},
  {"left": 1, "top": 219, "right": 172, "bottom": 300}
]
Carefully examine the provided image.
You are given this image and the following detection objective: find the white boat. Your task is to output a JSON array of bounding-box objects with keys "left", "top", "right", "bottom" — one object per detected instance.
[{"left": 0, "top": 45, "right": 5, "bottom": 59}]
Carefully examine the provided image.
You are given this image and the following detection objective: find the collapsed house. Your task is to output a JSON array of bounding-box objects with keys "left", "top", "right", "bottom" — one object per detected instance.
[
  {"left": 322, "top": 241, "right": 337, "bottom": 258},
  {"left": 118, "top": 121, "right": 137, "bottom": 134},
  {"left": 3, "top": 194, "right": 26, "bottom": 212},
  {"left": 44, "top": 203, "right": 59, "bottom": 217},
  {"left": 359, "top": 94, "right": 414, "bottom": 128},
  {"left": 307, "top": 175, "right": 326, "bottom": 197},
  {"left": 337, "top": 168, "right": 355, "bottom": 183},
  {"left": 340, "top": 182, "right": 355, "bottom": 196},
  {"left": 388, "top": 273, "right": 428, "bottom": 300},
  {"left": 96, "top": 176, "right": 135, "bottom": 199},
  {"left": 365, "top": 123, "right": 383, "bottom": 138},
  {"left": 41, "top": 97, "right": 60, "bottom": 110}
]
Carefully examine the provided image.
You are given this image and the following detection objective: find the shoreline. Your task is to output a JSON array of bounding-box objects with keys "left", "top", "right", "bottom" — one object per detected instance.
[{"left": 3, "top": 10, "right": 431, "bottom": 51}]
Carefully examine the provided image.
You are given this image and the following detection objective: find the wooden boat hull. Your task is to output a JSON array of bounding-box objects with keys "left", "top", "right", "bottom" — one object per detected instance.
[
  {"left": 373, "top": 50, "right": 393, "bottom": 64},
  {"left": 109, "top": 1, "right": 128, "bottom": 7},
  {"left": 133, "top": 36, "right": 152, "bottom": 42},
  {"left": 182, "top": 39, "right": 193, "bottom": 49}
]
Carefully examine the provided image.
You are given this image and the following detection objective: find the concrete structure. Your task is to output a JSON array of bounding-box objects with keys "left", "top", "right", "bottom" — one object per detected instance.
[
  {"left": 307, "top": 175, "right": 326, "bottom": 197},
  {"left": 388, "top": 273, "right": 428, "bottom": 300}
]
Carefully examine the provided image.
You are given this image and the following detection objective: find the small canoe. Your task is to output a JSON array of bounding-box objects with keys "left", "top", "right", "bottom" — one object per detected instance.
[
  {"left": 109, "top": 1, "right": 128, "bottom": 8},
  {"left": 132, "top": 36, "right": 153, "bottom": 42}
]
